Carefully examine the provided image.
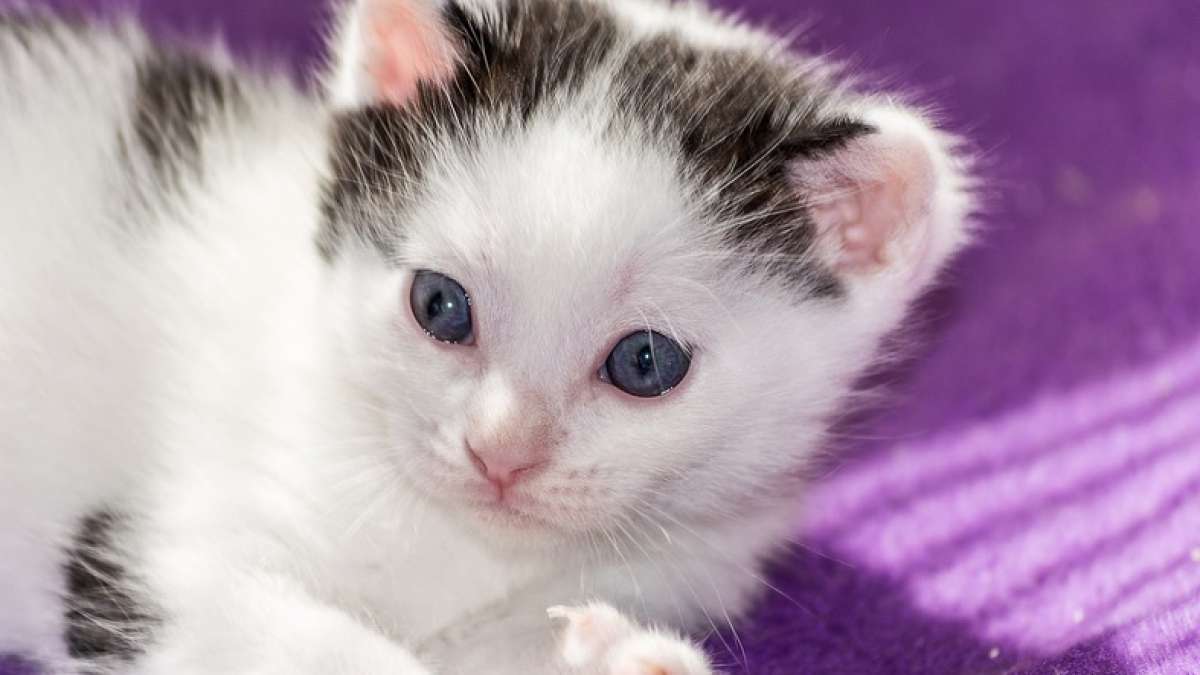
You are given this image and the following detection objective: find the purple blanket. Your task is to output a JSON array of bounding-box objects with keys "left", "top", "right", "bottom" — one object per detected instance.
[{"left": 4, "top": 0, "right": 1198, "bottom": 673}]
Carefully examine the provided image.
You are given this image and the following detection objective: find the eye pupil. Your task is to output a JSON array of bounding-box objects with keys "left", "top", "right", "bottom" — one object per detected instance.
[
  {"left": 427, "top": 292, "right": 455, "bottom": 319},
  {"left": 636, "top": 347, "right": 654, "bottom": 374},
  {"left": 604, "top": 331, "right": 690, "bottom": 398},
  {"left": 410, "top": 271, "right": 473, "bottom": 344}
]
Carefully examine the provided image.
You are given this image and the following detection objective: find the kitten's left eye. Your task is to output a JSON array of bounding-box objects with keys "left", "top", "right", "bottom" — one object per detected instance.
[
  {"left": 410, "top": 270, "right": 473, "bottom": 344},
  {"left": 601, "top": 330, "right": 691, "bottom": 398}
]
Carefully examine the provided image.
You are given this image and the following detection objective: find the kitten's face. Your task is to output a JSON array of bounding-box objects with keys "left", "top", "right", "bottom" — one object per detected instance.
[
  {"left": 332, "top": 119, "right": 858, "bottom": 542},
  {"left": 321, "top": 0, "right": 969, "bottom": 546}
]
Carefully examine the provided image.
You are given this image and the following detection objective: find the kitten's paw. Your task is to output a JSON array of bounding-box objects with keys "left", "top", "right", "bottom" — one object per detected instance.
[{"left": 548, "top": 604, "right": 713, "bottom": 675}]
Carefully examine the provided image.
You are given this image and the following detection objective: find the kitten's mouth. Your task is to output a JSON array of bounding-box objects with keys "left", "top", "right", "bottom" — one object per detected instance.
[
  {"left": 467, "top": 480, "right": 538, "bottom": 515},
  {"left": 461, "top": 476, "right": 596, "bottom": 534},
  {"left": 396, "top": 448, "right": 598, "bottom": 534}
]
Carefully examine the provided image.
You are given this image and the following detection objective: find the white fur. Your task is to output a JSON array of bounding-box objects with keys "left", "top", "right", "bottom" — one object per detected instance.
[{"left": 0, "top": 2, "right": 972, "bottom": 673}]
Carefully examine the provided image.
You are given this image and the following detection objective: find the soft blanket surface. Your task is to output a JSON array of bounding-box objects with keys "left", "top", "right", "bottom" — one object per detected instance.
[{"left": 3, "top": 0, "right": 1198, "bottom": 673}]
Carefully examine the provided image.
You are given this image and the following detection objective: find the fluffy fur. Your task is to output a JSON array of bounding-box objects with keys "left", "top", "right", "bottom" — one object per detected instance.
[{"left": 0, "top": 1, "right": 971, "bottom": 673}]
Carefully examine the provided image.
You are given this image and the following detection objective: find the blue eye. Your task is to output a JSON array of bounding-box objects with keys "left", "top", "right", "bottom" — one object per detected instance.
[
  {"left": 410, "top": 270, "right": 473, "bottom": 344},
  {"left": 602, "top": 330, "right": 691, "bottom": 398}
]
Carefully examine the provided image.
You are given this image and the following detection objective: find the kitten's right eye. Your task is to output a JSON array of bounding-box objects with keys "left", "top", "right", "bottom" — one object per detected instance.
[{"left": 410, "top": 270, "right": 474, "bottom": 344}]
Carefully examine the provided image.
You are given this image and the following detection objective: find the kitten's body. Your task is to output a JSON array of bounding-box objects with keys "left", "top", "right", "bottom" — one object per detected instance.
[{"left": 0, "top": 2, "right": 971, "bottom": 674}]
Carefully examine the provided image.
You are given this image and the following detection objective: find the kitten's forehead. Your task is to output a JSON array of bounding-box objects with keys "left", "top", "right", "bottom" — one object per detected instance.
[
  {"left": 321, "top": 0, "right": 870, "bottom": 293},
  {"left": 411, "top": 111, "right": 710, "bottom": 361}
]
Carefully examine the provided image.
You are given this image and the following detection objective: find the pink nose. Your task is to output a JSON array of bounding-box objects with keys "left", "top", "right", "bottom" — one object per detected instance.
[{"left": 467, "top": 441, "right": 547, "bottom": 490}]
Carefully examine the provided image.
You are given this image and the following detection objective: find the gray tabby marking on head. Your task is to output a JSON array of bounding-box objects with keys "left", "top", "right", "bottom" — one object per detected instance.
[
  {"left": 613, "top": 34, "right": 873, "bottom": 293},
  {"left": 320, "top": 0, "right": 871, "bottom": 294},
  {"left": 63, "top": 511, "right": 159, "bottom": 672},
  {"left": 320, "top": 0, "right": 623, "bottom": 261}
]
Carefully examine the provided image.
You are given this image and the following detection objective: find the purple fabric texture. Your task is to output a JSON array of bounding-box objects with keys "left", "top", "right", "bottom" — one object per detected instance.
[{"left": 4, "top": 0, "right": 1199, "bottom": 673}]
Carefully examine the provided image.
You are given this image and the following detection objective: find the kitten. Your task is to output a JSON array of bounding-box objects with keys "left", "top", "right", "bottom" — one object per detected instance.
[{"left": 0, "top": 0, "right": 972, "bottom": 673}]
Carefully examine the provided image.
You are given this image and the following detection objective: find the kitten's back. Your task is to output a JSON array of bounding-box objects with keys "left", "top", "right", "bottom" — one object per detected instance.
[
  {"left": 0, "top": 18, "right": 325, "bottom": 658},
  {"left": 0, "top": 20, "right": 154, "bottom": 656}
]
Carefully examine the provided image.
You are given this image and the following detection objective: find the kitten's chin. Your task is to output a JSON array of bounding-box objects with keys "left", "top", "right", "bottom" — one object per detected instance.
[{"left": 432, "top": 500, "right": 577, "bottom": 554}]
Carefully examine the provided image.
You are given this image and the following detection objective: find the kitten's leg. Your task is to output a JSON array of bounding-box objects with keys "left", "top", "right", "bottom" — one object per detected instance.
[{"left": 123, "top": 572, "right": 432, "bottom": 675}]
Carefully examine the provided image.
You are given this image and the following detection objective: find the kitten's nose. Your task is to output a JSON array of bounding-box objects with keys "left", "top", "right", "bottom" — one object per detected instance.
[
  {"left": 467, "top": 441, "right": 546, "bottom": 491},
  {"left": 466, "top": 375, "right": 554, "bottom": 493}
]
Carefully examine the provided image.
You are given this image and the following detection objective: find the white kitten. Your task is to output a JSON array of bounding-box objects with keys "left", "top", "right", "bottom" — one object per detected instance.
[{"left": 0, "top": 1, "right": 972, "bottom": 673}]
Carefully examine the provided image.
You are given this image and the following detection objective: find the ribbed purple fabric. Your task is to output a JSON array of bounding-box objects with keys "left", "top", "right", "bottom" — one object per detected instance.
[{"left": 3, "top": 0, "right": 1197, "bottom": 673}]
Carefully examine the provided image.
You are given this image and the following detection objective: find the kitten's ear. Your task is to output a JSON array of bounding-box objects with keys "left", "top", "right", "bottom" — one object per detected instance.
[
  {"left": 797, "top": 105, "right": 971, "bottom": 296},
  {"left": 329, "top": 0, "right": 463, "bottom": 109}
]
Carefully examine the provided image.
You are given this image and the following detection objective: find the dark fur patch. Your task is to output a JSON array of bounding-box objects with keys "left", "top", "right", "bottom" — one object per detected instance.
[
  {"left": 443, "top": 0, "right": 621, "bottom": 124},
  {"left": 64, "top": 511, "right": 157, "bottom": 667},
  {"left": 320, "top": 0, "right": 871, "bottom": 291},
  {"left": 319, "top": 105, "right": 434, "bottom": 260},
  {"left": 126, "top": 49, "right": 243, "bottom": 192}
]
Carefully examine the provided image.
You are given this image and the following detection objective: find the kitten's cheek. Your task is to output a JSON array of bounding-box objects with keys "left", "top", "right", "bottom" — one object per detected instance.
[{"left": 427, "top": 428, "right": 469, "bottom": 467}]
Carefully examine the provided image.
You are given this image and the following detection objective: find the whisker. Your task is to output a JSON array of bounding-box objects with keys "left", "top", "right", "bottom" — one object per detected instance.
[{"left": 641, "top": 501, "right": 819, "bottom": 618}]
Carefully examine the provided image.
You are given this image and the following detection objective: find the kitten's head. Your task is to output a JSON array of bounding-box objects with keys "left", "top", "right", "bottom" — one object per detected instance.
[{"left": 318, "top": 0, "right": 970, "bottom": 546}]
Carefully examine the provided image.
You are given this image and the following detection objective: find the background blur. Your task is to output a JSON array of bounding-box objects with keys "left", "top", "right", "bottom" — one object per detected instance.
[{"left": 5, "top": 0, "right": 1200, "bottom": 673}]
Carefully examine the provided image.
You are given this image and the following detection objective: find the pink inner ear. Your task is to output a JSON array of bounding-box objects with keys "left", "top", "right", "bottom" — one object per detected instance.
[
  {"left": 811, "top": 176, "right": 908, "bottom": 271},
  {"left": 366, "top": 1, "right": 459, "bottom": 106},
  {"left": 805, "top": 135, "right": 936, "bottom": 274}
]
